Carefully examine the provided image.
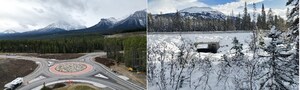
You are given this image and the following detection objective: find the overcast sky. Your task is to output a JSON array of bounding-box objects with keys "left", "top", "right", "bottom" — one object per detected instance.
[
  {"left": 148, "top": 0, "right": 287, "bottom": 19},
  {"left": 0, "top": 0, "right": 146, "bottom": 32}
]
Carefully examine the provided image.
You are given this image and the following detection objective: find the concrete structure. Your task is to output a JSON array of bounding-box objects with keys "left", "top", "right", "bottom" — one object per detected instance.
[{"left": 194, "top": 42, "right": 220, "bottom": 53}]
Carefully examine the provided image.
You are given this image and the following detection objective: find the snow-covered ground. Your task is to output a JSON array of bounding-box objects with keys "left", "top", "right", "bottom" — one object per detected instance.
[
  {"left": 147, "top": 32, "right": 298, "bottom": 90},
  {"left": 148, "top": 32, "right": 252, "bottom": 55}
]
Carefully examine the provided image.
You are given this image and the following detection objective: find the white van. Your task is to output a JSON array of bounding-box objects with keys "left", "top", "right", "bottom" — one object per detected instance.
[{"left": 4, "top": 77, "right": 23, "bottom": 90}]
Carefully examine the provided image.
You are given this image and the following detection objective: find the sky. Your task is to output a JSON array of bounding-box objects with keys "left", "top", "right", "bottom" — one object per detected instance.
[
  {"left": 148, "top": 0, "right": 288, "bottom": 19},
  {"left": 0, "top": 0, "right": 146, "bottom": 32}
]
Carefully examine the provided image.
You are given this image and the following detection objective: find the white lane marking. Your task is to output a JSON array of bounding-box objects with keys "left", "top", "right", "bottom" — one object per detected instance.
[
  {"left": 94, "top": 73, "right": 109, "bottom": 79},
  {"left": 118, "top": 75, "right": 129, "bottom": 81}
]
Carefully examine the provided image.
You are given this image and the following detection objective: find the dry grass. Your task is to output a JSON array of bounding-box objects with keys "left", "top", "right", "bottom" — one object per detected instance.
[{"left": 0, "top": 59, "right": 37, "bottom": 90}]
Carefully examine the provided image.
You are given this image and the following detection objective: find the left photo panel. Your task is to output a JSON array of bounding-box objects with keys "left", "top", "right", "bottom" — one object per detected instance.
[{"left": 0, "top": 0, "right": 146, "bottom": 90}]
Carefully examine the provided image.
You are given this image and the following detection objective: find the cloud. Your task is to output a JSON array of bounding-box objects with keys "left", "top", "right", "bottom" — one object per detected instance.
[
  {"left": 0, "top": 0, "right": 146, "bottom": 32},
  {"left": 213, "top": 0, "right": 287, "bottom": 19},
  {"left": 33, "top": 7, "right": 44, "bottom": 13},
  {"left": 213, "top": 0, "right": 264, "bottom": 15},
  {"left": 148, "top": 0, "right": 267, "bottom": 15},
  {"left": 271, "top": 8, "right": 288, "bottom": 19},
  {"left": 148, "top": 0, "right": 207, "bottom": 14}
]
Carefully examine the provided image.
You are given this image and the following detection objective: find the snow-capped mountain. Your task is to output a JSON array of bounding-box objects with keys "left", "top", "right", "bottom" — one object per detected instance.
[
  {"left": 89, "top": 17, "right": 117, "bottom": 30},
  {"left": 24, "top": 21, "right": 86, "bottom": 34},
  {"left": 2, "top": 29, "right": 18, "bottom": 34},
  {"left": 179, "top": 7, "right": 223, "bottom": 15},
  {"left": 179, "top": 6, "right": 226, "bottom": 19},
  {"left": 112, "top": 10, "right": 146, "bottom": 30},
  {"left": 0, "top": 10, "right": 146, "bottom": 38},
  {"left": 44, "top": 21, "right": 86, "bottom": 31},
  {"left": 156, "top": 6, "right": 226, "bottom": 20},
  {"left": 86, "top": 10, "right": 146, "bottom": 33}
]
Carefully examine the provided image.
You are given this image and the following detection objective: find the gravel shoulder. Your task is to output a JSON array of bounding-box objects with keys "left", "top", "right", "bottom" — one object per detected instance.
[
  {"left": 110, "top": 64, "right": 146, "bottom": 88},
  {"left": 94, "top": 57, "right": 146, "bottom": 88}
]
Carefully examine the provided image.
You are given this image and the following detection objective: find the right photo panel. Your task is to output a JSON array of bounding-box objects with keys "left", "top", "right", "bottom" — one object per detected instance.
[{"left": 147, "top": 0, "right": 299, "bottom": 90}]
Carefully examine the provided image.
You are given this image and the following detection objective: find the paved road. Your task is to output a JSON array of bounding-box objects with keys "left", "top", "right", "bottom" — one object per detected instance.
[{"left": 0, "top": 52, "right": 145, "bottom": 90}]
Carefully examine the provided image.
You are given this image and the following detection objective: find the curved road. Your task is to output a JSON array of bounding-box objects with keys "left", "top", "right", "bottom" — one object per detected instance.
[{"left": 0, "top": 52, "right": 145, "bottom": 90}]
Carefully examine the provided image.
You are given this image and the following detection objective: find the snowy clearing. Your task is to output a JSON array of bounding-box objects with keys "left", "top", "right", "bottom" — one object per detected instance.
[{"left": 147, "top": 32, "right": 298, "bottom": 90}]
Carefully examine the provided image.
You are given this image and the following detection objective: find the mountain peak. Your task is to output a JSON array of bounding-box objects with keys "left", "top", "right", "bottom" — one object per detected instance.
[
  {"left": 177, "top": 6, "right": 226, "bottom": 19},
  {"left": 131, "top": 10, "right": 147, "bottom": 18},
  {"left": 179, "top": 6, "right": 219, "bottom": 13},
  {"left": 45, "top": 20, "right": 86, "bottom": 30},
  {"left": 100, "top": 17, "right": 117, "bottom": 24},
  {"left": 3, "top": 29, "right": 17, "bottom": 34}
]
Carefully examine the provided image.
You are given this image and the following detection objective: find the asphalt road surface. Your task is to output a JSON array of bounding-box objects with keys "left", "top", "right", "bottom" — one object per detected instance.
[{"left": 0, "top": 52, "right": 145, "bottom": 90}]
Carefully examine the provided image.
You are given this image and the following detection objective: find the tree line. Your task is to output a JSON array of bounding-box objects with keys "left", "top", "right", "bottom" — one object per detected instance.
[
  {"left": 0, "top": 35, "right": 147, "bottom": 71},
  {"left": 0, "top": 36, "right": 104, "bottom": 53}
]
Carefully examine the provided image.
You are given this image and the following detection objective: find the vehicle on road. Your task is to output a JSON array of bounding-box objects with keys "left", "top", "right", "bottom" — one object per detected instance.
[
  {"left": 47, "top": 61, "right": 54, "bottom": 67},
  {"left": 4, "top": 77, "right": 23, "bottom": 90}
]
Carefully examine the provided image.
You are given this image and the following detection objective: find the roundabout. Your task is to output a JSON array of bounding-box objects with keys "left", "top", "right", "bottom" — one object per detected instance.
[
  {"left": 0, "top": 52, "right": 145, "bottom": 90},
  {"left": 49, "top": 62, "right": 93, "bottom": 75}
]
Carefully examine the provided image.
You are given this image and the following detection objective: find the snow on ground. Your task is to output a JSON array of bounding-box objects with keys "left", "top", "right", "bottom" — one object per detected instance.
[
  {"left": 147, "top": 32, "right": 298, "bottom": 90},
  {"left": 148, "top": 32, "right": 252, "bottom": 90},
  {"left": 148, "top": 32, "right": 252, "bottom": 55}
]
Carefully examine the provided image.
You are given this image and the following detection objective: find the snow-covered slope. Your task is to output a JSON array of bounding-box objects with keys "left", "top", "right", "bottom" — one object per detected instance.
[
  {"left": 155, "top": 6, "right": 226, "bottom": 20},
  {"left": 87, "top": 10, "right": 146, "bottom": 33},
  {"left": 89, "top": 17, "right": 117, "bottom": 30},
  {"left": 179, "top": 6, "right": 223, "bottom": 15},
  {"left": 2, "top": 29, "right": 18, "bottom": 34},
  {"left": 179, "top": 6, "right": 226, "bottom": 19},
  {"left": 44, "top": 21, "right": 86, "bottom": 31},
  {"left": 24, "top": 21, "right": 86, "bottom": 34},
  {"left": 112, "top": 10, "right": 146, "bottom": 30},
  {"left": 0, "top": 10, "right": 145, "bottom": 37}
]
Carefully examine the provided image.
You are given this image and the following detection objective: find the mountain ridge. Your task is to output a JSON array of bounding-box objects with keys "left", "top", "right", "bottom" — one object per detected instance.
[
  {"left": 155, "top": 6, "right": 226, "bottom": 20},
  {"left": 0, "top": 9, "right": 146, "bottom": 39}
]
